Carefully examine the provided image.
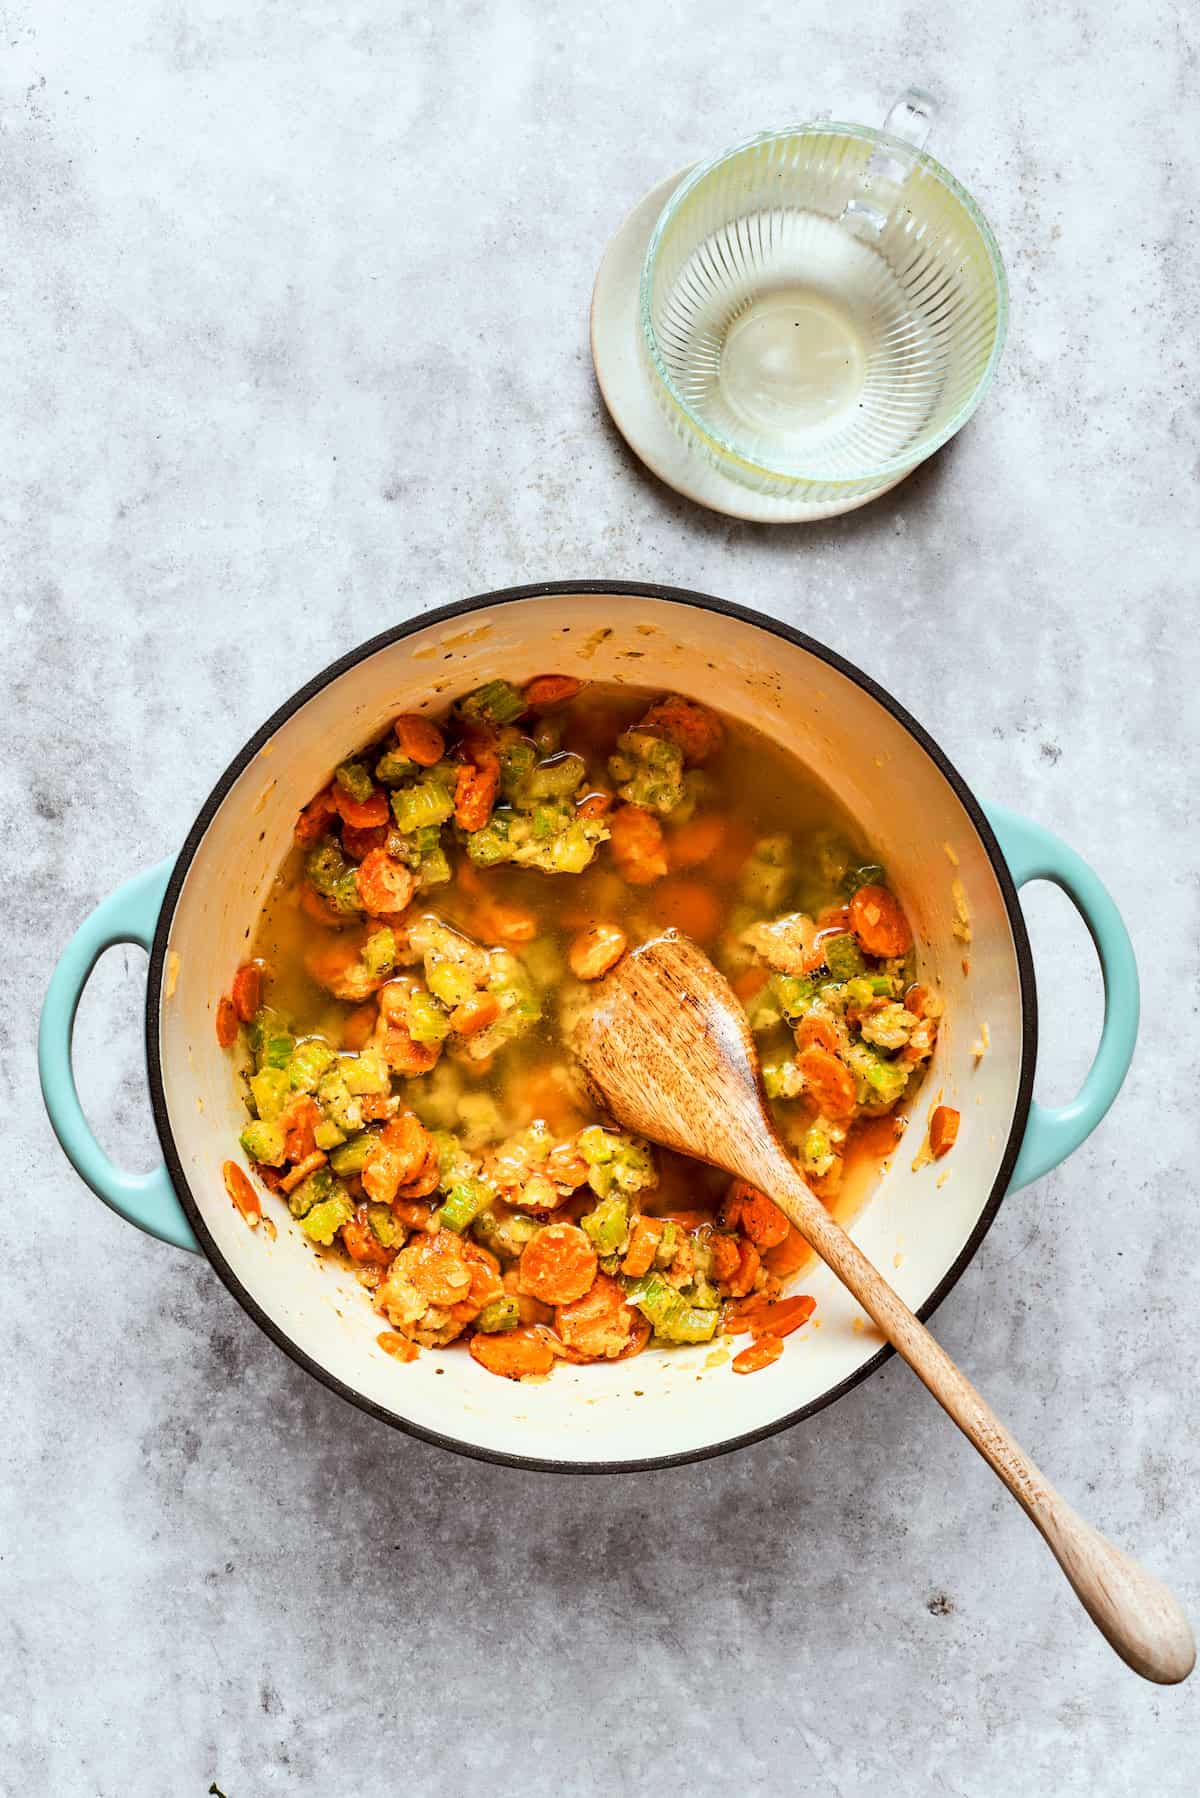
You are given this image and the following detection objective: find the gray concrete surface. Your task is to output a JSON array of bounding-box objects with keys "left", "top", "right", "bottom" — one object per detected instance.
[{"left": 3, "top": 2, "right": 1198, "bottom": 1792}]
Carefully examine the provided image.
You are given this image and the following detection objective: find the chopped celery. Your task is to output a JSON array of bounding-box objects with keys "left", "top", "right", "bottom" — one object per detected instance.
[
  {"left": 342, "top": 1049, "right": 390, "bottom": 1095},
  {"left": 687, "top": 1275, "right": 721, "bottom": 1311},
  {"left": 361, "top": 928, "right": 396, "bottom": 979},
  {"left": 248, "top": 1010, "right": 295, "bottom": 1070},
  {"left": 499, "top": 740, "right": 537, "bottom": 804},
  {"left": 375, "top": 748, "right": 417, "bottom": 785},
  {"left": 331, "top": 870, "right": 364, "bottom": 915},
  {"left": 464, "top": 813, "right": 511, "bottom": 866},
  {"left": 405, "top": 989, "right": 450, "bottom": 1044},
  {"left": 436, "top": 1178, "right": 490, "bottom": 1233},
  {"left": 608, "top": 729, "right": 684, "bottom": 815},
  {"left": 801, "top": 1122, "right": 836, "bottom": 1178},
  {"left": 314, "top": 1118, "right": 346, "bottom": 1151},
  {"left": 457, "top": 678, "right": 527, "bottom": 726},
  {"left": 577, "top": 1126, "right": 656, "bottom": 1198},
  {"left": 526, "top": 751, "right": 586, "bottom": 802},
  {"left": 625, "top": 1274, "right": 719, "bottom": 1343},
  {"left": 367, "top": 1202, "right": 405, "bottom": 1247},
  {"left": 844, "top": 974, "right": 899, "bottom": 1006},
  {"left": 821, "top": 933, "right": 866, "bottom": 981},
  {"left": 306, "top": 841, "right": 347, "bottom": 896},
  {"left": 249, "top": 1067, "right": 291, "bottom": 1122},
  {"left": 581, "top": 1195, "right": 629, "bottom": 1256},
  {"left": 762, "top": 1058, "right": 804, "bottom": 1100},
  {"left": 473, "top": 1208, "right": 539, "bottom": 1260},
  {"left": 288, "top": 1166, "right": 335, "bottom": 1218},
  {"left": 842, "top": 861, "right": 887, "bottom": 897},
  {"left": 862, "top": 1058, "right": 911, "bottom": 1106},
  {"left": 653, "top": 1220, "right": 679, "bottom": 1270},
  {"left": 432, "top": 1129, "right": 479, "bottom": 1191},
  {"left": 390, "top": 778, "right": 454, "bottom": 836},
  {"left": 417, "top": 845, "right": 451, "bottom": 889},
  {"left": 770, "top": 973, "right": 816, "bottom": 1022},
  {"left": 330, "top": 1132, "right": 377, "bottom": 1176},
  {"left": 288, "top": 1038, "right": 338, "bottom": 1092},
  {"left": 335, "top": 761, "right": 375, "bottom": 803},
  {"left": 316, "top": 1068, "right": 363, "bottom": 1133},
  {"left": 474, "top": 1296, "right": 520, "bottom": 1334},
  {"left": 239, "top": 1119, "right": 285, "bottom": 1165},
  {"left": 427, "top": 961, "right": 476, "bottom": 1008},
  {"left": 297, "top": 1188, "right": 355, "bottom": 1245}
]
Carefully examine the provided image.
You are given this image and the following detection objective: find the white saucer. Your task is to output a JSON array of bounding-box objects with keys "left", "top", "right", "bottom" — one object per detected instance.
[{"left": 589, "top": 169, "right": 907, "bottom": 524}]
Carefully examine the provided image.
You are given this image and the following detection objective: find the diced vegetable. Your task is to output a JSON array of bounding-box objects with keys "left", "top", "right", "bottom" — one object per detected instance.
[
  {"left": 405, "top": 989, "right": 450, "bottom": 1044},
  {"left": 435, "top": 1178, "right": 490, "bottom": 1233},
  {"left": 297, "top": 1188, "right": 356, "bottom": 1245},
  {"left": 361, "top": 928, "right": 396, "bottom": 979},
  {"left": 287, "top": 1039, "right": 338, "bottom": 1092},
  {"left": 474, "top": 1295, "right": 521, "bottom": 1334},
  {"left": 249, "top": 1066, "right": 291, "bottom": 1122},
  {"left": 239, "top": 1119, "right": 285, "bottom": 1165},
  {"left": 367, "top": 1201, "right": 406, "bottom": 1247},
  {"left": 335, "top": 761, "right": 375, "bottom": 803},
  {"left": 375, "top": 748, "right": 417, "bottom": 785},
  {"left": 330, "top": 1132, "right": 377, "bottom": 1176},
  {"left": 580, "top": 1195, "right": 630, "bottom": 1257},
  {"left": 342, "top": 1050, "right": 390, "bottom": 1095},
  {"left": 457, "top": 678, "right": 527, "bottom": 726},
  {"left": 608, "top": 729, "right": 685, "bottom": 815},
  {"left": 576, "top": 1126, "right": 656, "bottom": 1198},
  {"left": 842, "top": 862, "right": 887, "bottom": 896},
  {"left": 389, "top": 778, "right": 455, "bottom": 836},
  {"left": 740, "top": 836, "right": 795, "bottom": 910},
  {"left": 313, "top": 1118, "right": 345, "bottom": 1151},
  {"left": 287, "top": 1165, "right": 336, "bottom": 1218},
  {"left": 624, "top": 1274, "right": 720, "bottom": 1343},
  {"left": 821, "top": 933, "right": 866, "bottom": 980}
]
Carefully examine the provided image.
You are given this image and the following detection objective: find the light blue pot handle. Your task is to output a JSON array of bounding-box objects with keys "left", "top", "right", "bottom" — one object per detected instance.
[
  {"left": 985, "top": 803, "right": 1139, "bottom": 1191},
  {"left": 38, "top": 859, "right": 199, "bottom": 1253}
]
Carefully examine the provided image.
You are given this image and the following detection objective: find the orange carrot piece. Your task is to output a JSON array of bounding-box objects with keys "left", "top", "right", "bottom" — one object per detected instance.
[
  {"left": 667, "top": 813, "right": 726, "bottom": 870},
  {"left": 354, "top": 849, "right": 415, "bottom": 917},
  {"left": 340, "top": 821, "right": 389, "bottom": 860},
  {"left": 298, "top": 883, "right": 344, "bottom": 927},
  {"left": 294, "top": 786, "right": 339, "bottom": 847},
  {"left": 761, "top": 1225, "right": 811, "bottom": 1279},
  {"left": 731, "top": 965, "right": 768, "bottom": 1001},
  {"left": 849, "top": 884, "right": 913, "bottom": 958},
  {"left": 333, "top": 784, "right": 390, "bottom": 830},
  {"left": 231, "top": 963, "right": 262, "bottom": 1023},
  {"left": 637, "top": 696, "right": 724, "bottom": 764},
  {"left": 723, "top": 1181, "right": 790, "bottom": 1248},
  {"left": 575, "top": 790, "right": 612, "bottom": 820},
  {"left": 215, "top": 996, "right": 238, "bottom": 1048},
  {"left": 732, "top": 1334, "right": 784, "bottom": 1374},
  {"left": 795, "top": 1045, "right": 857, "bottom": 1119},
  {"left": 609, "top": 804, "right": 668, "bottom": 885},
  {"left": 930, "top": 1105, "right": 960, "bottom": 1158},
  {"left": 280, "top": 1094, "right": 322, "bottom": 1163},
  {"left": 555, "top": 1273, "right": 635, "bottom": 1360},
  {"left": 523, "top": 674, "right": 583, "bottom": 708},
  {"left": 222, "top": 1160, "right": 261, "bottom": 1227},
  {"left": 620, "top": 1215, "right": 663, "bottom": 1279},
  {"left": 454, "top": 759, "right": 500, "bottom": 832},
  {"left": 448, "top": 991, "right": 500, "bottom": 1037},
  {"left": 393, "top": 713, "right": 445, "bottom": 766},
  {"left": 280, "top": 1150, "right": 328, "bottom": 1194},
  {"left": 377, "top": 1331, "right": 420, "bottom": 1362},
  {"left": 795, "top": 1013, "right": 839, "bottom": 1054},
  {"left": 517, "top": 1222, "right": 597, "bottom": 1305},
  {"left": 343, "top": 1205, "right": 396, "bottom": 1266},
  {"left": 469, "top": 1327, "right": 556, "bottom": 1380}
]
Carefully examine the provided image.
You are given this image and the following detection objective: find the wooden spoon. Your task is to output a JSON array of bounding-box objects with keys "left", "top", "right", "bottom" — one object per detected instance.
[{"left": 573, "top": 931, "right": 1194, "bottom": 1685}]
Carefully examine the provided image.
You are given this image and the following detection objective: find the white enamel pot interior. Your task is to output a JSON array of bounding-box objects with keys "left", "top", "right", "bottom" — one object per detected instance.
[{"left": 148, "top": 583, "right": 1035, "bottom": 1471}]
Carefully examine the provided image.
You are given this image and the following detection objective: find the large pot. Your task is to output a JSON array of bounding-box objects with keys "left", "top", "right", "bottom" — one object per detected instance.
[{"left": 39, "top": 583, "right": 1138, "bottom": 1471}]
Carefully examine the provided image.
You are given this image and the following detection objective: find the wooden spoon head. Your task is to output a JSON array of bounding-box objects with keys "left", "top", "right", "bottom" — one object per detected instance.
[{"left": 571, "top": 931, "right": 771, "bottom": 1176}]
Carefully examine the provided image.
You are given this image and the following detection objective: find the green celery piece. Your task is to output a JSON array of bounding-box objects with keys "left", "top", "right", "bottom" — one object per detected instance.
[
  {"left": 249, "top": 1067, "right": 290, "bottom": 1122},
  {"left": 499, "top": 740, "right": 537, "bottom": 804},
  {"left": 361, "top": 928, "right": 396, "bottom": 979},
  {"left": 367, "top": 1202, "right": 405, "bottom": 1247},
  {"left": 581, "top": 1196, "right": 629, "bottom": 1256},
  {"left": 405, "top": 989, "right": 450, "bottom": 1044},
  {"left": 390, "top": 780, "right": 454, "bottom": 835},
  {"left": 418, "top": 845, "right": 451, "bottom": 889},
  {"left": 526, "top": 751, "right": 585, "bottom": 802},
  {"left": 770, "top": 973, "right": 815, "bottom": 1022},
  {"left": 288, "top": 1039, "right": 338, "bottom": 1092},
  {"left": 375, "top": 748, "right": 417, "bottom": 785},
  {"left": 342, "top": 1050, "right": 389, "bottom": 1095},
  {"left": 335, "top": 761, "right": 375, "bottom": 803},
  {"left": 239, "top": 1119, "right": 285, "bottom": 1166},
  {"left": 428, "top": 962, "right": 476, "bottom": 1008},
  {"left": 313, "top": 1118, "right": 345, "bottom": 1151},
  {"left": 842, "top": 862, "right": 887, "bottom": 897},
  {"left": 436, "top": 1178, "right": 490, "bottom": 1233},
  {"left": 306, "top": 841, "right": 347, "bottom": 896},
  {"left": 298, "top": 1189, "right": 355, "bottom": 1245},
  {"left": 457, "top": 679, "right": 527, "bottom": 725},
  {"left": 625, "top": 1273, "right": 718, "bottom": 1343},
  {"left": 474, "top": 1296, "right": 521, "bottom": 1334},
  {"left": 863, "top": 1058, "right": 910, "bottom": 1106},
  {"left": 652, "top": 1220, "right": 679, "bottom": 1270},
  {"left": 822, "top": 933, "right": 867, "bottom": 981},
  {"left": 288, "top": 1166, "right": 335, "bottom": 1219},
  {"left": 329, "top": 1132, "right": 377, "bottom": 1176},
  {"left": 331, "top": 869, "right": 364, "bottom": 914}
]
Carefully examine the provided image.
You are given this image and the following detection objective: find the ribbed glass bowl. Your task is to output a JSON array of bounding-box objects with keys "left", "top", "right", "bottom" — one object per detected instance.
[{"left": 640, "top": 124, "right": 1007, "bottom": 500}]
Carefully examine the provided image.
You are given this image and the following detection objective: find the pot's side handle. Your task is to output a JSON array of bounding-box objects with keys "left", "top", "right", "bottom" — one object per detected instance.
[
  {"left": 39, "top": 859, "right": 199, "bottom": 1253},
  {"left": 985, "top": 803, "right": 1139, "bottom": 1191}
]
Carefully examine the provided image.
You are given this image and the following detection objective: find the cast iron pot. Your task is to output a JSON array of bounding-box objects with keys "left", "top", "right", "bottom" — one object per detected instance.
[{"left": 39, "top": 583, "right": 1138, "bottom": 1472}]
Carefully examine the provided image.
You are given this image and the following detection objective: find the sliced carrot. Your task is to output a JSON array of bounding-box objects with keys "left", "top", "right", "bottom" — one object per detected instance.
[
  {"left": 503, "top": 1264, "right": 555, "bottom": 1326},
  {"left": 355, "top": 849, "right": 415, "bottom": 917},
  {"left": 222, "top": 1160, "right": 261, "bottom": 1227},
  {"left": 795, "top": 1045, "right": 858, "bottom": 1119},
  {"left": 849, "top": 884, "right": 913, "bottom": 958},
  {"left": 651, "top": 878, "right": 724, "bottom": 943},
  {"left": 905, "top": 982, "right": 931, "bottom": 1018},
  {"left": 469, "top": 1327, "right": 556, "bottom": 1380},
  {"left": 395, "top": 1230, "right": 473, "bottom": 1306},
  {"left": 722, "top": 1181, "right": 790, "bottom": 1248},
  {"left": 517, "top": 1222, "right": 597, "bottom": 1305},
  {"left": 333, "top": 784, "right": 390, "bottom": 830},
  {"left": 280, "top": 1150, "right": 328, "bottom": 1194},
  {"left": 215, "top": 996, "right": 238, "bottom": 1048},
  {"left": 555, "top": 1273, "right": 635, "bottom": 1361},
  {"left": 930, "top": 1105, "right": 960, "bottom": 1159},
  {"left": 342, "top": 1205, "right": 396, "bottom": 1266},
  {"left": 294, "top": 786, "right": 339, "bottom": 847},
  {"left": 728, "top": 1293, "right": 816, "bottom": 1339},
  {"left": 575, "top": 790, "right": 612, "bottom": 820},
  {"left": 620, "top": 1215, "right": 663, "bottom": 1279},
  {"left": 393, "top": 713, "right": 445, "bottom": 766},
  {"left": 722, "top": 1236, "right": 761, "bottom": 1298},
  {"left": 377, "top": 1331, "right": 420, "bottom": 1363},
  {"left": 454, "top": 758, "right": 500, "bottom": 832},
  {"left": 377, "top": 1019, "right": 441, "bottom": 1076},
  {"left": 231, "top": 962, "right": 262, "bottom": 1023},
  {"left": 478, "top": 900, "right": 537, "bottom": 945},
  {"left": 609, "top": 804, "right": 668, "bottom": 885},
  {"left": 732, "top": 1334, "right": 784, "bottom": 1374},
  {"left": 544, "top": 1140, "right": 590, "bottom": 1191},
  {"left": 341, "top": 1001, "right": 378, "bottom": 1051},
  {"left": 363, "top": 1113, "right": 437, "bottom": 1205},
  {"left": 448, "top": 991, "right": 500, "bottom": 1037},
  {"left": 667, "top": 812, "right": 726, "bottom": 870},
  {"left": 449, "top": 1243, "right": 505, "bottom": 1323},
  {"left": 523, "top": 674, "right": 583, "bottom": 708},
  {"left": 761, "top": 1224, "right": 812, "bottom": 1279},
  {"left": 795, "top": 1013, "right": 838, "bottom": 1054}
]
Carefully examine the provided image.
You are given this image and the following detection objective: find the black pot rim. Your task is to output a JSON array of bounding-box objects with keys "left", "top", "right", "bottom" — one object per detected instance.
[{"left": 145, "top": 579, "right": 1038, "bottom": 1475}]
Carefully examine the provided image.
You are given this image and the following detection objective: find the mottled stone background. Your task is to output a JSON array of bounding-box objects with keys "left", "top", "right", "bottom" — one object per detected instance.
[{"left": 3, "top": 1, "right": 1198, "bottom": 1792}]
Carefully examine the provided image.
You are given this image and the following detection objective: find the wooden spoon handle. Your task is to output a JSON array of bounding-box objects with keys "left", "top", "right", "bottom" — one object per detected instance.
[{"left": 750, "top": 1146, "right": 1195, "bottom": 1685}]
